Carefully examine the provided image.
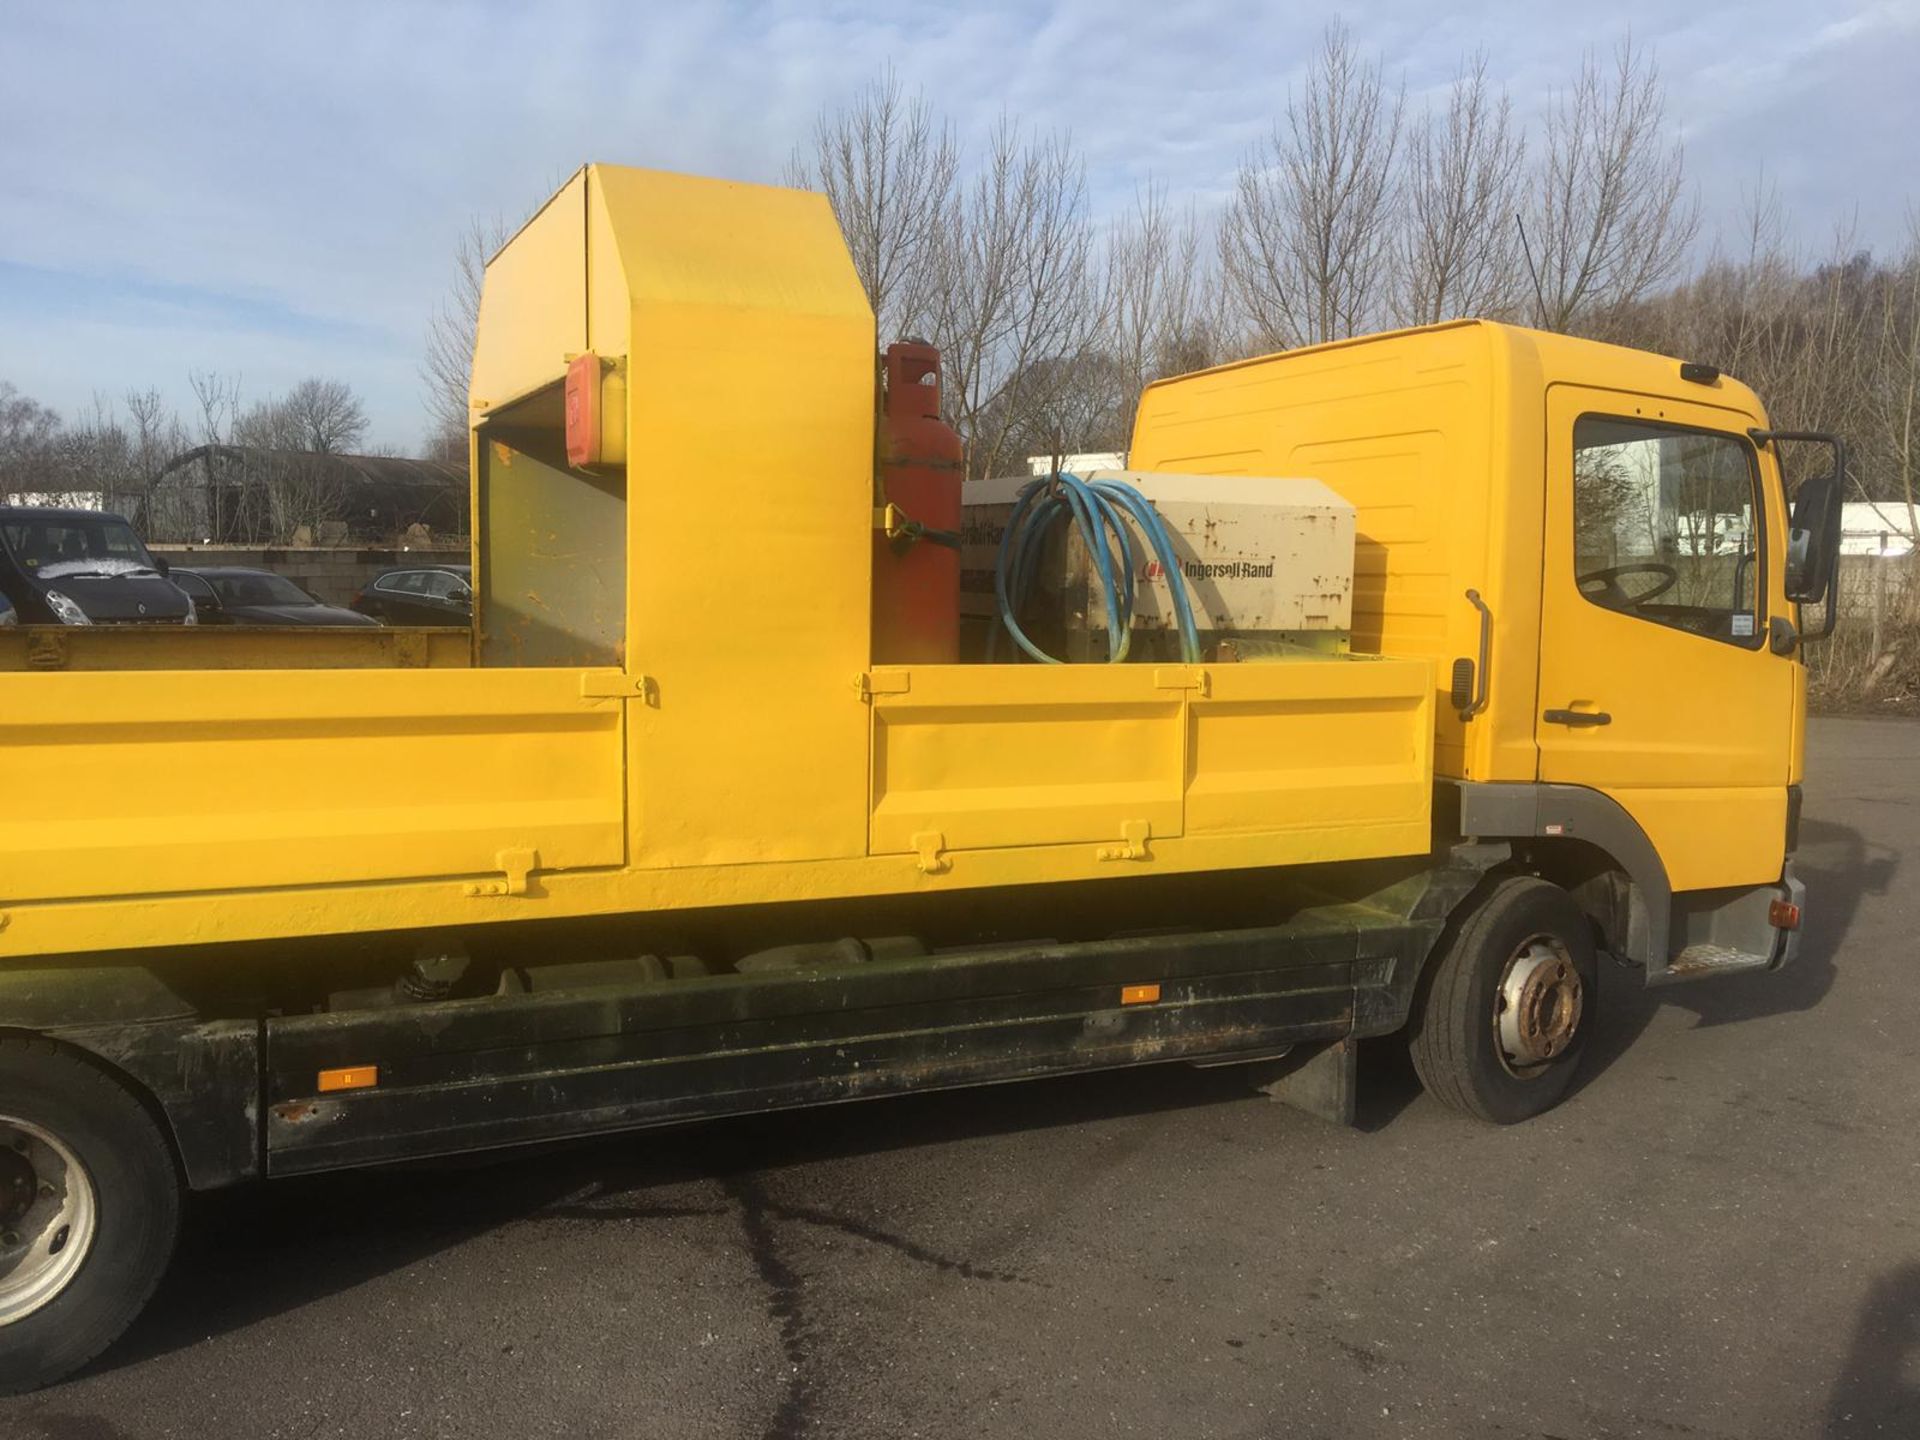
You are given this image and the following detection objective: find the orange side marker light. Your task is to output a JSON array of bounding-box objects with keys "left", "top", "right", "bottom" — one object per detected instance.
[
  {"left": 318, "top": 1065, "right": 379, "bottom": 1093},
  {"left": 1121, "top": 983, "right": 1161, "bottom": 1006}
]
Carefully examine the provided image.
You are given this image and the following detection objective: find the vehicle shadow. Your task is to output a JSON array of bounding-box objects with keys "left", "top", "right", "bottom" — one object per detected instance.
[
  {"left": 1826, "top": 1263, "right": 1920, "bottom": 1437},
  {"left": 93, "top": 1059, "right": 1278, "bottom": 1379},
  {"left": 1568, "top": 816, "right": 1894, "bottom": 1098}
]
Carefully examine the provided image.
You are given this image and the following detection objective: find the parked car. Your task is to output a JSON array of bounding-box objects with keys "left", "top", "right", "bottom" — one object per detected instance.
[
  {"left": 0, "top": 506, "right": 195, "bottom": 625},
  {"left": 350, "top": 564, "right": 472, "bottom": 626},
  {"left": 170, "top": 567, "right": 378, "bottom": 627}
]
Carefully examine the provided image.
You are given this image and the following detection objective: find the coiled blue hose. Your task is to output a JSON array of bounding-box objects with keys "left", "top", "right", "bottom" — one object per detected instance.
[{"left": 992, "top": 472, "right": 1201, "bottom": 664}]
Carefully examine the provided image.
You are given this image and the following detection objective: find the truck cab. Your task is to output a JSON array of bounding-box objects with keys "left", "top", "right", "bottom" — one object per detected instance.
[{"left": 1130, "top": 321, "right": 1815, "bottom": 981}]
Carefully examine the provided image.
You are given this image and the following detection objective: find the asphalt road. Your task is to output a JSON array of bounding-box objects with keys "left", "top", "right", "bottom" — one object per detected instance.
[{"left": 4, "top": 716, "right": 1917, "bottom": 1440}]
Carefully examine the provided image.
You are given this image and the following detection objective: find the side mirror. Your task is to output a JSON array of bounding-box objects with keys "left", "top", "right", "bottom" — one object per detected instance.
[
  {"left": 1784, "top": 469, "right": 1841, "bottom": 605},
  {"left": 1753, "top": 428, "right": 1847, "bottom": 631},
  {"left": 152, "top": 556, "right": 171, "bottom": 578}
]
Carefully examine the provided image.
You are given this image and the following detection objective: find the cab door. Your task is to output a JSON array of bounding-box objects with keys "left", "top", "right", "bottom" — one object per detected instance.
[{"left": 1536, "top": 385, "right": 1795, "bottom": 894}]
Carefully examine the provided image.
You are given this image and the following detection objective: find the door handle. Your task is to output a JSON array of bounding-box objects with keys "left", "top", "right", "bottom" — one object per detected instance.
[{"left": 1543, "top": 708, "right": 1611, "bottom": 727}]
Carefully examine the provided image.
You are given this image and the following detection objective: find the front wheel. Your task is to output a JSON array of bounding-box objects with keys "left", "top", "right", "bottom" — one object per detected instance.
[
  {"left": 0, "top": 1037, "right": 182, "bottom": 1394},
  {"left": 1408, "top": 876, "right": 1598, "bottom": 1124}
]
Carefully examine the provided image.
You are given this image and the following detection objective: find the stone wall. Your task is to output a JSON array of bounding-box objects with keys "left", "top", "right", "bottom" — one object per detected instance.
[{"left": 148, "top": 544, "right": 470, "bottom": 608}]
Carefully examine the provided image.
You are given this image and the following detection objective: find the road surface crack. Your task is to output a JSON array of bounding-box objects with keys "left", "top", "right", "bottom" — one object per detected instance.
[{"left": 723, "top": 1174, "right": 1029, "bottom": 1439}]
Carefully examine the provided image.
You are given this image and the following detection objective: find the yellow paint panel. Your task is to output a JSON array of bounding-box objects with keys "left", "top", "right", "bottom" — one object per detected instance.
[
  {"left": 585, "top": 176, "right": 630, "bottom": 361},
  {"left": 470, "top": 169, "right": 587, "bottom": 411},
  {"left": 592, "top": 166, "right": 877, "bottom": 868},
  {"left": 870, "top": 658, "right": 1431, "bottom": 861},
  {"left": 1608, "top": 787, "right": 1789, "bottom": 892},
  {"left": 1186, "top": 659, "right": 1431, "bottom": 838},
  {"left": 871, "top": 665, "right": 1184, "bottom": 853},
  {"left": 0, "top": 669, "right": 624, "bottom": 903},
  {"left": 1535, "top": 383, "right": 1793, "bottom": 892},
  {"left": 1130, "top": 325, "right": 1496, "bottom": 780}
]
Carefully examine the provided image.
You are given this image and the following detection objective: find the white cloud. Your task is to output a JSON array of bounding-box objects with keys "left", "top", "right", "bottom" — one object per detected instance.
[{"left": 1, "top": 0, "right": 1913, "bottom": 448}]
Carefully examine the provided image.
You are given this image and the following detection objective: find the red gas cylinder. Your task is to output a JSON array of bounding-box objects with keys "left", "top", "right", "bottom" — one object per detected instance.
[{"left": 873, "top": 341, "right": 964, "bottom": 664}]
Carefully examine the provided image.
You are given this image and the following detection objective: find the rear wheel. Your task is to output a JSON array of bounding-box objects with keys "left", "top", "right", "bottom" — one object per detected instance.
[
  {"left": 1409, "top": 876, "right": 1598, "bottom": 1124},
  {"left": 0, "top": 1037, "right": 181, "bottom": 1394}
]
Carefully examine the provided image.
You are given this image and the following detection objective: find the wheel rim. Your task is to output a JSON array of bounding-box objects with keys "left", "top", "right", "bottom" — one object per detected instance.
[
  {"left": 0, "top": 1117, "right": 98, "bottom": 1326},
  {"left": 1492, "top": 934, "right": 1585, "bottom": 1079}
]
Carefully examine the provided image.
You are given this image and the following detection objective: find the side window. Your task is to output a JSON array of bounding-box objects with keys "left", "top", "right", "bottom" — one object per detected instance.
[
  {"left": 379, "top": 572, "right": 424, "bottom": 595},
  {"left": 1572, "top": 416, "right": 1763, "bottom": 647},
  {"left": 173, "top": 573, "right": 216, "bottom": 602}
]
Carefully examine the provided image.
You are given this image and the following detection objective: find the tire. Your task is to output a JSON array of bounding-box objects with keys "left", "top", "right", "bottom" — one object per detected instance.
[
  {"left": 0, "top": 1036, "right": 182, "bottom": 1395},
  {"left": 1408, "top": 876, "right": 1598, "bottom": 1125}
]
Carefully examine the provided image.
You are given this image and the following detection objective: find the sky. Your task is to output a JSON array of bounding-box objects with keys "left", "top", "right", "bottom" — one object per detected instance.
[{"left": 2, "top": 0, "right": 1916, "bottom": 453}]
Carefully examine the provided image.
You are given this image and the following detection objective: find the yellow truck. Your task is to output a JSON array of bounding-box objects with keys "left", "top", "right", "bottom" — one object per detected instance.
[{"left": 0, "top": 165, "right": 1844, "bottom": 1390}]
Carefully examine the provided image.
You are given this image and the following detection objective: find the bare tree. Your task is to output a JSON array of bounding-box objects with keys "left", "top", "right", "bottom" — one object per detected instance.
[
  {"left": 1219, "top": 23, "right": 1404, "bottom": 349},
  {"left": 280, "top": 377, "right": 367, "bottom": 453},
  {"left": 786, "top": 67, "right": 959, "bottom": 342},
  {"left": 222, "top": 379, "right": 366, "bottom": 540},
  {"left": 1103, "top": 184, "right": 1217, "bottom": 440},
  {"left": 0, "top": 382, "right": 61, "bottom": 501},
  {"left": 187, "top": 371, "right": 239, "bottom": 448},
  {"left": 1875, "top": 212, "right": 1920, "bottom": 544},
  {"left": 1526, "top": 38, "right": 1699, "bottom": 332},
  {"left": 1392, "top": 52, "right": 1527, "bottom": 326},
  {"left": 422, "top": 216, "right": 513, "bottom": 460},
  {"left": 922, "top": 118, "right": 1104, "bottom": 478}
]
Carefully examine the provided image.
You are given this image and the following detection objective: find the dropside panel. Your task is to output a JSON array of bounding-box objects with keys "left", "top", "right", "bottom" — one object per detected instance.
[
  {"left": 1186, "top": 658, "right": 1432, "bottom": 842},
  {"left": 869, "top": 664, "right": 1186, "bottom": 854},
  {"left": 869, "top": 657, "right": 1431, "bottom": 864},
  {"left": 0, "top": 669, "right": 626, "bottom": 902}
]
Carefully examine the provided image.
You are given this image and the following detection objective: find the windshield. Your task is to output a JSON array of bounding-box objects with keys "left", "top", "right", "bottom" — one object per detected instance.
[
  {"left": 1, "top": 516, "right": 156, "bottom": 580},
  {"left": 210, "top": 573, "right": 315, "bottom": 607}
]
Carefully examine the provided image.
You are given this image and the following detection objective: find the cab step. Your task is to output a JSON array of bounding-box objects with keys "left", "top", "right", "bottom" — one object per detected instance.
[{"left": 1661, "top": 943, "right": 1772, "bottom": 981}]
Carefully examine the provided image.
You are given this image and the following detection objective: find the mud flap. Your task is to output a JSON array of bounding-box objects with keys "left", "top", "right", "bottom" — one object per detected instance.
[{"left": 1253, "top": 1037, "right": 1357, "bottom": 1126}]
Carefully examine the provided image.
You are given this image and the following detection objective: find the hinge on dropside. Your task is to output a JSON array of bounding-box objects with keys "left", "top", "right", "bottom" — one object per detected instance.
[
  {"left": 581, "top": 672, "right": 655, "bottom": 704},
  {"left": 24, "top": 631, "right": 70, "bottom": 670},
  {"left": 911, "top": 831, "right": 950, "bottom": 875},
  {"left": 464, "top": 847, "right": 539, "bottom": 898},
  {"left": 1153, "top": 666, "right": 1209, "bottom": 697},
  {"left": 1096, "top": 820, "right": 1153, "bottom": 863},
  {"left": 854, "top": 670, "right": 912, "bottom": 701}
]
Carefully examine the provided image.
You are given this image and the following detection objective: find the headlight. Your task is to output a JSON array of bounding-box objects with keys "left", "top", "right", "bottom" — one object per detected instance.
[{"left": 44, "top": 590, "right": 92, "bottom": 626}]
